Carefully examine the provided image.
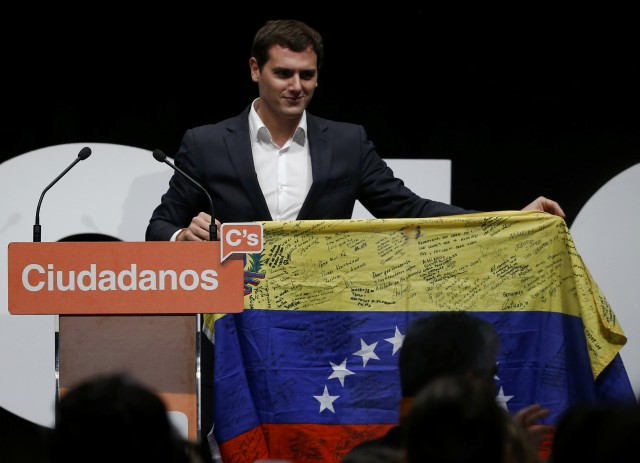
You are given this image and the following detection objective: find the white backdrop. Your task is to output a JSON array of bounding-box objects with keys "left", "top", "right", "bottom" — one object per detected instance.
[
  {"left": 1, "top": 144, "right": 638, "bottom": 431},
  {"left": 569, "top": 164, "right": 640, "bottom": 400},
  {"left": 0, "top": 143, "right": 173, "bottom": 427}
]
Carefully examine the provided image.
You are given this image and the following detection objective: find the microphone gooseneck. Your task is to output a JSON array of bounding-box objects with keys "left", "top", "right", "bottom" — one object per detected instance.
[
  {"left": 33, "top": 146, "right": 92, "bottom": 242},
  {"left": 152, "top": 149, "right": 217, "bottom": 241}
]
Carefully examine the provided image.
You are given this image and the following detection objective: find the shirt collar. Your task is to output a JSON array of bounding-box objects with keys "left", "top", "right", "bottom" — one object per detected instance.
[{"left": 249, "top": 98, "right": 307, "bottom": 146}]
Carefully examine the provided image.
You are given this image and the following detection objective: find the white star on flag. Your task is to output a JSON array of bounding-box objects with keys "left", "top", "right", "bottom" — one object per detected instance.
[
  {"left": 353, "top": 339, "right": 380, "bottom": 366},
  {"left": 495, "top": 386, "right": 513, "bottom": 410},
  {"left": 312, "top": 326, "right": 518, "bottom": 418},
  {"left": 314, "top": 385, "right": 339, "bottom": 413},
  {"left": 328, "top": 358, "right": 355, "bottom": 387},
  {"left": 385, "top": 326, "right": 405, "bottom": 355}
]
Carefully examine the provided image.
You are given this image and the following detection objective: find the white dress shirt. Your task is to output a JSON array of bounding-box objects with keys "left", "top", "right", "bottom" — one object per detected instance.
[{"left": 248, "top": 99, "right": 312, "bottom": 221}]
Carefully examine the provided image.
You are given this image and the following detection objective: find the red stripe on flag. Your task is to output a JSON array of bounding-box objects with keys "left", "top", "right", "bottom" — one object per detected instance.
[{"left": 219, "top": 423, "right": 394, "bottom": 463}]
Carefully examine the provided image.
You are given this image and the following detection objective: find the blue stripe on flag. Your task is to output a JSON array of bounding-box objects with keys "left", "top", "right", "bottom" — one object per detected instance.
[{"left": 213, "top": 309, "right": 635, "bottom": 444}]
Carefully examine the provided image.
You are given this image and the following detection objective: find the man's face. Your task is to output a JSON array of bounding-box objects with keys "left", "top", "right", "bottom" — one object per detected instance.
[{"left": 250, "top": 44, "right": 318, "bottom": 121}]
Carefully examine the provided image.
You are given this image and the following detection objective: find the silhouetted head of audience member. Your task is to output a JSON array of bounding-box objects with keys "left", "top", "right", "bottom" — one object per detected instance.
[
  {"left": 50, "top": 373, "right": 196, "bottom": 463},
  {"left": 340, "top": 445, "right": 400, "bottom": 463},
  {"left": 0, "top": 405, "right": 53, "bottom": 463},
  {"left": 549, "top": 402, "right": 640, "bottom": 462},
  {"left": 399, "top": 311, "right": 501, "bottom": 399},
  {"left": 343, "top": 312, "right": 551, "bottom": 462},
  {"left": 402, "top": 374, "right": 508, "bottom": 463}
]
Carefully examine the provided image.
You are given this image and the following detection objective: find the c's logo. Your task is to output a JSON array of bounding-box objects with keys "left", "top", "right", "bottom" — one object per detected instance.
[{"left": 220, "top": 223, "right": 264, "bottom": 262}]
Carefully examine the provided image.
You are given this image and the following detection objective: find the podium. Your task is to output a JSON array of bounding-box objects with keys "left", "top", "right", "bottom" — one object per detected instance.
[
  {"left": 8, "top": 241, "right": 244, "bottom": 441},
  {"left": 56, "top": 315, "right": 199, "bottom": 438}
]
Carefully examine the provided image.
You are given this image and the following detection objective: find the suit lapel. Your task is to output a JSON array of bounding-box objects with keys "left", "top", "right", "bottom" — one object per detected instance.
[
  {"left": 225, "top": 111, "right": 272, "bottom": 220},
  {"left": 298, "top": 114, "right": 331, "bottom": 219}
]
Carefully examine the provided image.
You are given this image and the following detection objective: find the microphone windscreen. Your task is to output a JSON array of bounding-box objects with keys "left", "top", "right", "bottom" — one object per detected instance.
[
  {"left": 152, "top": 149, "right": 167, "bottom": 162},
  {"left": 78, "top": 147, "right": 92, "bottom": 160}
]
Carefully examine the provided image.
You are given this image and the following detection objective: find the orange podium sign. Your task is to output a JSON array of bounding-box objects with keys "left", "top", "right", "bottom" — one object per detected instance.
[{"left": 7, "top": 241, "right": 244, "bottom": 314}]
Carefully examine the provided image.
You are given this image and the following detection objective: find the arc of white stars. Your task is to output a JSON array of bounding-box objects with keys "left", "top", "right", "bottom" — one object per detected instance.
[
  {"left": 384, "top": 326, "right": 405, "bottom": 355},
  {"left": 314, "top": 328, "right": 519, "bottom": 417},
  {"left": 353, "top": 339, "right": 380, "bottom": 366},
  {"left": 328, "top": 358, "right": 355, "bottom": 387},
  {"left": 314, "top": 385, "right": 339, "bottom": 413}
]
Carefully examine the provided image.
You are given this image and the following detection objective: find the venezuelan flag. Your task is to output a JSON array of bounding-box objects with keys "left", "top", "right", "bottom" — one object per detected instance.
[{"left": 204, "top": 213, "right": 635, "bottom": 463}]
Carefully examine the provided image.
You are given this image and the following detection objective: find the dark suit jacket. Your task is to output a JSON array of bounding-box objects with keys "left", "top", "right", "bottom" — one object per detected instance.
[{"left": 146, "top": 105, "right": 472, "bottom": 241}]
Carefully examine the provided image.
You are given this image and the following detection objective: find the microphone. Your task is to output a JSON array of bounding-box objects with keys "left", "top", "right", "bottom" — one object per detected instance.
[
  {"left": 33, "top": 146, "right": 92, "bottom": 242},
  {"left": 152, "top": 149, "right": 217, "bottom": 241}
]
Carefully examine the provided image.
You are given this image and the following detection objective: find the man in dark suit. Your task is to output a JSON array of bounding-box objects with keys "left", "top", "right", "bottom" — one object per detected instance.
[
  {"left": 144, "top": 18, "right": 565, "bottom": 459},
  {"left": 145, "top": 19, "right": 564, "bottom": 243}
]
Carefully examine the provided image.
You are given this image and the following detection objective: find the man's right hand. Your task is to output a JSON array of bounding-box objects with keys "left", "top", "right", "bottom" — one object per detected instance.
[{"left": 177, "top": 212, "right": 221, "bottom": 241}]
